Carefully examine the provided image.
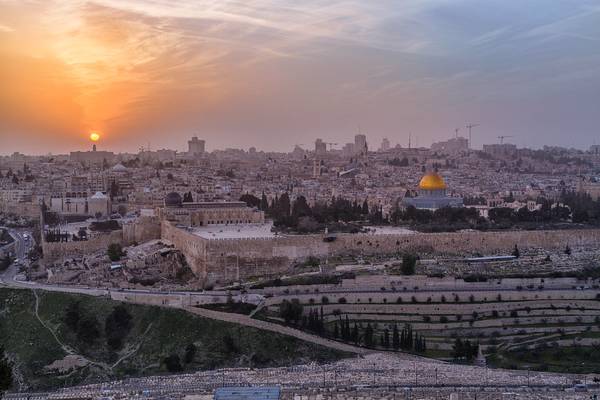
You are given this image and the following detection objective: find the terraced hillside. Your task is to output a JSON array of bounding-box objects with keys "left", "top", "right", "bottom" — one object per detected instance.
[
  {"left": 261, "top": 277, "right": 600, "bottom": 373},
  {"left": 0, "top": 288, "right": 349, "bottom": 391}
]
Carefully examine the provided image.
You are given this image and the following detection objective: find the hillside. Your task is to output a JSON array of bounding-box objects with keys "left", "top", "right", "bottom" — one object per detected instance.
[
  {"left": 0, "top": 288, "right": 349, "bottom": 391},
  {"left": 260, "top": 284, "right": 600, "bottom": 374}
]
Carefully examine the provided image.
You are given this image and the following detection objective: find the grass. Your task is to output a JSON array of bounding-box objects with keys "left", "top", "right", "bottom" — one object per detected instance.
[
  {"left": 488, "top": 346, "right": 600, "bottom": 374},
  {"left": 0, "top": 288, "right": 350, "bottom": 391}
]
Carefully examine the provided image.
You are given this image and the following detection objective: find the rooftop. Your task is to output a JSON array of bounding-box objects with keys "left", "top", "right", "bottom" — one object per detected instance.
[{"left": 191, "top": 222, "right": 276, "bottom": 239}]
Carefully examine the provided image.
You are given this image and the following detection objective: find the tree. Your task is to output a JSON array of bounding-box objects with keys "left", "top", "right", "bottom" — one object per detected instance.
[
  {"left": 109, "top": 180, "right": 120, "bottom": 198},
  {"left": 164, "top": 354, "right": 183, "bottom": 372},
  {"left": 184, "top": 343, "right": 197, "bottom": 363},
  {"left": 512, "top": 244, "right": 520, "bottom": 258},
  {"left": 260, "top": 192, "right": 269, "bottom": 211},
  {"left": 279, "top": 193, "right": 291, "bottom": 217},
  {"left": 239, "top": 193, "right": 260, "bottom": 208},
  {"left": 351, "top": 323, "right": 359, "bottom": 345},
  {"left": 292, "top": 196, "right": 312, "bottom": 220},
  {"left": 117, "top": 205, "right": 127, "bottom": 217},
  {"left": 401, "top": 253, "right": 417, "bottom": 275},
  {"left": 107, "top": 243, "right": 124, "bottom": 262},
  {"left": 361, "top": 199, "right": 369, "bottom": 215},
  {"left": 279, "top": 299, "right": 303, "bottom": 325},
  {"left": 77, "top": 315, "right": 101, "bottom": 344},
  {"left": 564, "top": 245, "right": 572, "bottom": 255},
  {"left": 0, "top": 347, "right": 12, "bottom": 392},
  {"left": 364, "top": 323, "right": 374, "bottom": 347},
  {"left": 63, "top": 301, "right": 82, "bottom": 331},
  {"left": 105, "top": 305, "right": 133, "bottom": 350}
]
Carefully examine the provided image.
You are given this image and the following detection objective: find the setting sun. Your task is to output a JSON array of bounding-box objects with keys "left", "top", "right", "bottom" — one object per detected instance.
[{"left": 89, "top": 132, "right": 100, "bottom": 142}]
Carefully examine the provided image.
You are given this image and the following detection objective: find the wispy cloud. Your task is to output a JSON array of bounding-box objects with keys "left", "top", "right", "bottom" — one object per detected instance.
[
  {"left": 1, "top": 0, "right": 600, "bottom": 153},
  {"left": 0, "top": 23, "right": 14, "bottom": 33}
]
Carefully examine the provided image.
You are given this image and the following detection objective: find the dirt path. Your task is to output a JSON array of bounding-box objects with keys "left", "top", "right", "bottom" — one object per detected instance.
[
  {"left": 182, "top": 306, "right": 371, "bottom": 355},
  {"left": 31, "top": 289, "right": 79, "bottom": 357}
]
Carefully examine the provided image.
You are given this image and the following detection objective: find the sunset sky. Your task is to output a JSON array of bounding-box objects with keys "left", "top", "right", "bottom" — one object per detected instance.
[{"left": 1, "top": 0, "right": 599, "bottom": 154}]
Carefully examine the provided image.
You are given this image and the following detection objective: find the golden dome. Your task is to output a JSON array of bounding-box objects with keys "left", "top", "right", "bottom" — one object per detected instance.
[{"left": 418, "top": 172, "right": 447, "bottom": 190}]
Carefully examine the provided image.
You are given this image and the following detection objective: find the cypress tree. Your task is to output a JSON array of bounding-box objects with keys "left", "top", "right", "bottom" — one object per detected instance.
[{"left": 392, "top": 324, "right": 400, "bottom": 350}]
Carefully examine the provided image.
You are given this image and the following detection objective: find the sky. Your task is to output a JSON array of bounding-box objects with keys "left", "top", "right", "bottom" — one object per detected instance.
[{"left": 1, "top": 0, "right": 599, "bottom": 154}]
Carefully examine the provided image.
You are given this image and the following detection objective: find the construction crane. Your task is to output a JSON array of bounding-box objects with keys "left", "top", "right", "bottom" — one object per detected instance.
[
  {"left": 325, "top": 142, "right": 338, "bottom": 151},
  {"left": 497, "top": 135, "right": 513, "bottom": 144},
  {"left": 466, "top": 123, "right": 480, "bottom": 149}
]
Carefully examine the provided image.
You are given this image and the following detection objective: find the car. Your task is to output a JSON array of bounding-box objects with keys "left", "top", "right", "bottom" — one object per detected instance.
[{"left": 573, "top": 383, "right": 588, "bottom": 392}]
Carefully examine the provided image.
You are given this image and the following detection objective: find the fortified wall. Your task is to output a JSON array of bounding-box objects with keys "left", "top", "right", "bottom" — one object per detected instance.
[
  {"left": 122, "top": 216, "right": 162, "bottom": 245},
  {"left": 42, "top": 230, "right": 124, "bottom": 263},
  {"left": 0, "top": 202, "right": 40, "bottom": 219},
  {"left": 161, "top": 220, "right": 600, "bottom": 285},
  {"left": 42, "top": 217, "right": 161, "bottom": 263}
]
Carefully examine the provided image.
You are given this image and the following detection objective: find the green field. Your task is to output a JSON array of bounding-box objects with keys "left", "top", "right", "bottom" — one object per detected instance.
[{"left": 0, "top": 288, "right": 350, "bottom": 391}]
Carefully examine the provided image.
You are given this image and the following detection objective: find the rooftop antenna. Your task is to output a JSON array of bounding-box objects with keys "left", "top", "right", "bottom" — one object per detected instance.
[
  {"left": 497, "top": 135, "right": 513, "bottom": 144},
  {"left": 466, "top": 123, "right": 480, "bottom": 149}
]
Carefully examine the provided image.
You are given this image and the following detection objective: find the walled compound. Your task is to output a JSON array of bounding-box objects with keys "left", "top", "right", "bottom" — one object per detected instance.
[{"left": 40, "top": 198, "right": 600, "bottom": 286}]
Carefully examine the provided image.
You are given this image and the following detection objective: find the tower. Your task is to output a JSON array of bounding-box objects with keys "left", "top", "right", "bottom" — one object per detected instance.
[
  {"left": 188, "top": 136, "right": 205, "bottom": 155},
  {"left": 354, "top": 134, "right": 367, "bottom": 156}
]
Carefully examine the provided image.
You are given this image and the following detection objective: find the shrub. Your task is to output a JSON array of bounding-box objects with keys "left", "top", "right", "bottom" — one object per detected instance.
[
  {"left": 107, "top": 243, "right": 124, "bottom": 262},
  {"left": 279, "top": 299, "right": 303, "bottom": 324},
  {"left": 400, "top": 253, "right": 417, "bottom": 275},
  {"left": 164, "top": 354, "right": 183, "bottom": 372},
  {"left": 338, "top": 297, "right": 347, "bottom": 304},
  {"left": 184, "top": 343, "right": 197, "bottom": 363},
  {"left": 105, "top": 305, "right": 133, "bottom": 350}
]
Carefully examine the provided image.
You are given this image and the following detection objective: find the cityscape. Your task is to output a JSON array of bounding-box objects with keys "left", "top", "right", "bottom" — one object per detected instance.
[{"left": 1, "top": 1, "right": 600, "bottom": 400}]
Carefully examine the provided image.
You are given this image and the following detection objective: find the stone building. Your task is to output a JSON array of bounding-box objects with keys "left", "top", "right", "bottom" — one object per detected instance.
[
  {"left": 157, "top": 192, "right": 264, "bottom": 226},
  {"left": 88, "top": 191, "right": 111, "bottom": 217},
  {"left": 403, "top": 171, "right": 463, "bottom": 210}
]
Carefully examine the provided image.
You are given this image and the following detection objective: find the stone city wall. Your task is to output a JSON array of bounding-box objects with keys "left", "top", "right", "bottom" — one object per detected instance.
[
  {"left": 160, "top": 221, "right": 600, "bottom": 285},
  {"left": 122, "top": 216, "right": 161, "bottom": 245},
  {"left": 193, "top": 228, "right": 600, "bottom": 284},
  {"left": 42, "top": 230, "right": 123, "bottom": 263},
  {"left": 161, "top": 220, "right": 209, "bottom": 280},
  {"left": 0, "top": 201, "right": 40, "bottom": 219}
]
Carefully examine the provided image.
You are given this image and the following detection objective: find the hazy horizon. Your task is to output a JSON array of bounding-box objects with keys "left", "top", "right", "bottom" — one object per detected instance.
[{"left": 1, "top": 0, "right": 599, "bottom": 154}]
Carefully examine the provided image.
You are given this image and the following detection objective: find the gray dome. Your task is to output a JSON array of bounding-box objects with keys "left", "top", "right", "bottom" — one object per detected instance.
[{"left": 164, "top": 192, "right": 182, "bottom": 207}]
